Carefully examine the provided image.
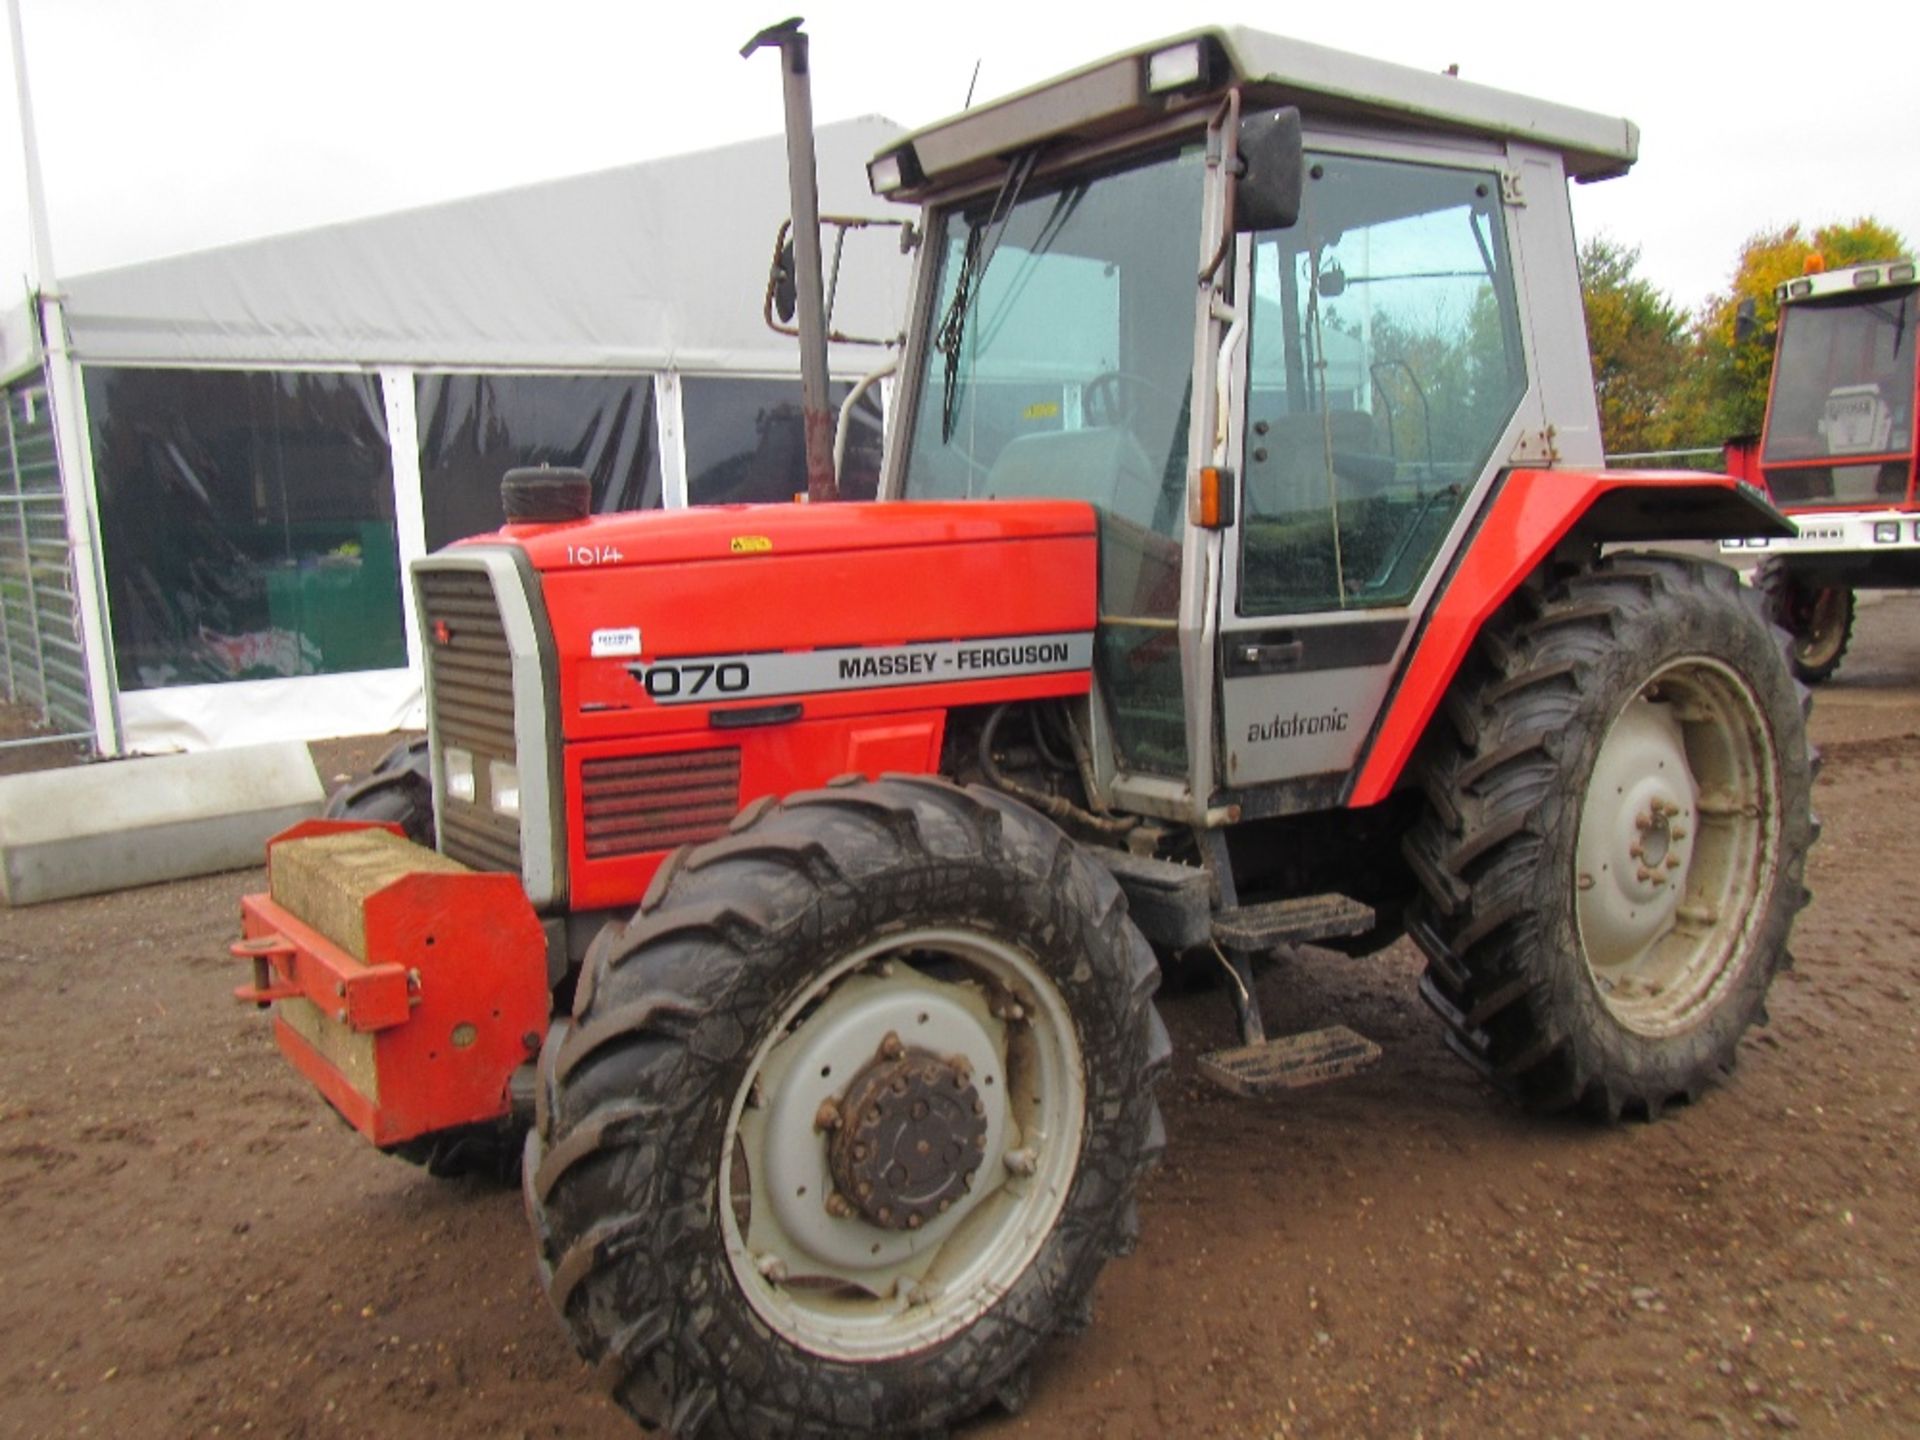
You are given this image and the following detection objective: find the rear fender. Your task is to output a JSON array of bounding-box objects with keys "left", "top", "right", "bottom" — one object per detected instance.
[{"left": 1344, "top": 468, "right": 1791, "bottom": 807}]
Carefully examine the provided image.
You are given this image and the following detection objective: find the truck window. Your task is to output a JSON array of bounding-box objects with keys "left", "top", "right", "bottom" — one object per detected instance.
[{"left": 1763, "top": 287, "right": 1916, "bottom": 505}]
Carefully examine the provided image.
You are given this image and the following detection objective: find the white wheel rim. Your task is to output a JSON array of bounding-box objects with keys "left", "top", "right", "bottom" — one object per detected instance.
[
  {"left": 1574, "top": 657, "right": 1782, "bottom": 1036},
  {"left": 719, "top": 928, "right": 1086, "bottom": 1361}
]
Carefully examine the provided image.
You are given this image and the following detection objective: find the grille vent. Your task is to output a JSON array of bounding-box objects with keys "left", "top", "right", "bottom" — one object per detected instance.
[
  {"left": 418, "top": 568, "right": 521, "bottom": 874},
  {"left": 581, "top": 750, "right": 742, "bottom": 859}
]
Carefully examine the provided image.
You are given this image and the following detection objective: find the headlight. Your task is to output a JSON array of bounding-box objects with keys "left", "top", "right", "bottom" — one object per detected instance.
[
  {"left": 1874, "top": 521, "right": 1900, "bottom": 544},
  {"left": 489, "top": 759, "right": 521, "bottom": 818},
  {"left": 1146, "top": 40, "right": 1206, "bottom": 92},
  {"left": 445, "top": 747, "right": 475, "bottom": 803}
]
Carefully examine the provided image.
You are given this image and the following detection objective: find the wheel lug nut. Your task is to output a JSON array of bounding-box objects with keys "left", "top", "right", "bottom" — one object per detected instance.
[
  {"left": 1669, "top": 826, "right": 1687, "bottom": 841},
  {"left": 879, "top": 1031, "right": 905, "bottom": 1061},
  {"left": 755, "top": 1252, "right": 789, "bottom": 1282},
  {"left": 907, "top": 1212, "right": 924, "bottom": 1230},
  {"left": 1636, "top": 866, "right": 1653, "bottom": 883},
  {"left": 1665, "top": 855, "right": 1681, "bottom": 870},
  {"left": 825, "top": 1193, "right": 855, "bottom": 1219},
  {"left": 814, "top": 1100, "right": 842, "bottom": 1132},
  {"left": 1005, "top": 1146, "right": 1038, "bottom": 1176}
]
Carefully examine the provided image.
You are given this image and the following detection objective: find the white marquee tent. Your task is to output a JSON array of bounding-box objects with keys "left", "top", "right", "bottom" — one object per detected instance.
[{"left": 0, "top": 115, "right": 910, "bottom": 754}]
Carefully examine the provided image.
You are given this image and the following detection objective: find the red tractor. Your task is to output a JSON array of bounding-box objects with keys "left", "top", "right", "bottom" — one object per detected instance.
[
  {"left": 235, "top": 24, "right": 1816, "bottom": 1439},
  {"left": 1721, "top": 257, "right": 1920, "bottom": 681}
]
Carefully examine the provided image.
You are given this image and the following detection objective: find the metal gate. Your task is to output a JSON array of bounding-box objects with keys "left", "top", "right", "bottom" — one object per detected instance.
[{"left": 0, "top": 371, "right": 92, "bottom": 739}]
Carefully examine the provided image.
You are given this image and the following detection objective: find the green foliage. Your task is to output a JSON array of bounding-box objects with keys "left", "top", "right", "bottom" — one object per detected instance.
[
  {"left": 1579, "top": 237, "right": 1697, "bottom": 454},
  {"left": 1577, "top": 219, "right": 1911, "bottom": 453}
]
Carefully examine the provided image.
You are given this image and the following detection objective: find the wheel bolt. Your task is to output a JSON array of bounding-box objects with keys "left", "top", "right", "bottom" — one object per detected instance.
[
  {"left": 1669, "top": 826, "right": 1687, "bottom": 841},
  {"left": 1636, "top": 866, "right": 1653, "bottom": 883},
  {"left": 1005, "top": 1146, "right": 1038, "bottom": 1176},
  {"left": 755, "top": 1253, "right": 789, "bottom": 1282},
  {"left": 825, "top": 1193, "right": 855, "bottom": 1219},
  {"left": 880, "top": 1031, "right": 905, "bottom": 1061},
  {"left": 814, "top": 1100, "right": 842, "bottom": 1132},
  {"left": 1665, "top": 855, "right": 1681, "bottom": 870},
  {"left": 907, "top": 1212, "right": 924, "bottom": 1230}
]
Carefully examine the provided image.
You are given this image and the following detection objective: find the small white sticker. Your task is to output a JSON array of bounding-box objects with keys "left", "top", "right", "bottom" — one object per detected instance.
[{"left": 591, "top": 626, "right": 642, "bottom": 658}]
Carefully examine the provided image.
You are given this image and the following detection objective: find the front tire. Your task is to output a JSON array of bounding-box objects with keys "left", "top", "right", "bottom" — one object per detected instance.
[
  {"left": 1404, "top": 555, "right": 1815, "bottom": 1119},
  {"left": 525, "top": 776, "right": 1168, "bottom": 1439},
  {"left": 1754, "top": 558, "right": 1853, "bottom": 684}
]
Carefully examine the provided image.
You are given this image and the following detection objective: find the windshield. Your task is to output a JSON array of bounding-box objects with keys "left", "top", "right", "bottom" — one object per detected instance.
[
  {"left": 899, "top": 145, "right": 1207, "bottom": 776},
  {"left": 899, "top": 146, "right": 1205, "bottom": 537},
  {"left": 1763, "top": 287, "right": 1916, "bottom": 506}
]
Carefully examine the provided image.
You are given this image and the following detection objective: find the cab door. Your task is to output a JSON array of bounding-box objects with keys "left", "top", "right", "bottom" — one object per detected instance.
[{"left": 1217, "top": 143, "right": 1538, "bottom": 796}]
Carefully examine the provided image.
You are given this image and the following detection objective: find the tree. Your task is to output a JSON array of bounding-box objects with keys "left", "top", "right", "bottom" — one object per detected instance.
[
  {"left": 1578, "top": 236, "right": 1697, "bottom": 455},
  {"left": 1692, "top": 217, "right": 1910, "bottom": 440}
]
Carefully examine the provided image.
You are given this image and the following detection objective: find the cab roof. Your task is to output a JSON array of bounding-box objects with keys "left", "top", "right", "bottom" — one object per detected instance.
[
  {"left": 1776, "top": 259, "right": 1918, "bottom": 304},
  {"left": 874, "top": 27, "right": 1640, "bottom": 202}
]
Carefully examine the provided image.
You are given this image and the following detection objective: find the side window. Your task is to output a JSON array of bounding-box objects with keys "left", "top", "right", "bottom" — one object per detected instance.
[{"left": 1240, "top": 154, "right": 1527, "bottom": 615}]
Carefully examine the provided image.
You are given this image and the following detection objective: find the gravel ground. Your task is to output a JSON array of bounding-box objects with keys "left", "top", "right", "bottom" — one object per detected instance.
[{"left": 3, "top": 597, "right": 1918, "bottom": 1438}]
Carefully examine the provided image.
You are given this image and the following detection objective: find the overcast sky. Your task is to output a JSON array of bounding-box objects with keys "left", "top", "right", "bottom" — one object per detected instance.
[{"left": 3, "top": 1, "right": 1916, "bottom": 319}]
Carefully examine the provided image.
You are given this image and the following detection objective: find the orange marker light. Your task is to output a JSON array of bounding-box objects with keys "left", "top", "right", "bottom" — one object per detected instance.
[
  {"left": 1194, "top": 466, "right": 1235, "bottom": 528},
  {"left": 1803, "top": 251, "right": 1826, "bottom": 275}
]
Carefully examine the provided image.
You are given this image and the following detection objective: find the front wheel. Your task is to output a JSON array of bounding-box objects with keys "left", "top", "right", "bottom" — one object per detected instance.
[
  {"left": 1404, "top": 555, "right": 1815, "bottom": 1119},
  {"left": 1753, "top": 558, "right": 1854, "bottom": 684},
  {"left": 525, "top": 777, "right": 1168, "bottom": 1439}
]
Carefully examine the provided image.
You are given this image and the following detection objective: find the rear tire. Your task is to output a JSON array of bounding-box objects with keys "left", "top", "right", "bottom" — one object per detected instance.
[
  {"left": 525, "top": 776, "right": 1168, "bottom": 1439},
  {"left": 1403, "top": 555, "right": 1815, "bottom": 1120},
  {"left": 1753, "top": 558, "right": 1853, "bottom": 684}
]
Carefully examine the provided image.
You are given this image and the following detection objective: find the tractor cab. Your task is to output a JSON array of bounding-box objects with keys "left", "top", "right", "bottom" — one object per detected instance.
[
  {"left": 871, "top": 30, "right": 1640, "bottom": 819},
  {"left": 1753, "top": 263, "right": 1919, "bottom": 509},
  {"left": 1725, "top": 260, "right": 1919, "bottom": 681}
]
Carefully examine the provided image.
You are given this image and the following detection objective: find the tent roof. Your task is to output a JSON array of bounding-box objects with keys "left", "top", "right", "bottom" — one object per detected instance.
[{"left": 4, "top": 116, "right": 910, "bottom": 380}]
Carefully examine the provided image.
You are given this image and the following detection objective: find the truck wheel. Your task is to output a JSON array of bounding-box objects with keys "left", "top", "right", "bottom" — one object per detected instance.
[
  {"left": 525, "top": 776, "right": 1168, "bottom": 1439},
  {"left": 1753, "top": 559, "right": 1853, "bottom": 684},
  {"left": 1403, "top": 555, "right": 1815, "bottom": 1120}
]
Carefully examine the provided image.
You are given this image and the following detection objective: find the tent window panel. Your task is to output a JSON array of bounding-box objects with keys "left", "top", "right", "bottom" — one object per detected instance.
[
  {"left": 85, "top": 367, "right": 403, "bottom": 691},
  {"left": 683, "top": 377, "right": 884, "bottom": 505},
  {"left": 416, "top": 372, "right": 662, "bottom": 550}
]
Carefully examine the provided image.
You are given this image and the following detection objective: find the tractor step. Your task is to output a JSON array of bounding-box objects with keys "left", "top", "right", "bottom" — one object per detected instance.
[
  {"left": 1197, "top": 1025, "right": 1383, "bottom": 1099},
  {"left": 1211, "top": 893, "right": 1375, "bottom": 952}
]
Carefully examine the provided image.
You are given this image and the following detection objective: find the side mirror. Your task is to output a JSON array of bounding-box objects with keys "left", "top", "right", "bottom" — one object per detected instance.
[
  {"left": 771, "top": 237, "right": 798, "bottom": 325},
  {"left": 1235, "top": 107, "right": 1304, "bottom": 232},
  {"left": 1733, "top": 297, "right": 1758, "bottom": 348}
]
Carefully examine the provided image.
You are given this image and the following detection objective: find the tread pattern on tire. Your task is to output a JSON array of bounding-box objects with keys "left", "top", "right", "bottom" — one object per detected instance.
[
  {"left": 525, "top": 776, "right": 1169, "bottom": 1440},
  {"left": 1401, "top": 554, "right": 1816, "bottom": 1122}
]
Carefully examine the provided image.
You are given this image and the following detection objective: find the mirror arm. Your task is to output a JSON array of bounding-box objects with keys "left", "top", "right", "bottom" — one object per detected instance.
[{"left": 1200, "top": 87, "right": 1243, "bottom": 285}]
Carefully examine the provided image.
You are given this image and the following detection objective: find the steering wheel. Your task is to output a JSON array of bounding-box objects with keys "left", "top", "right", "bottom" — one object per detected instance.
[{"left": 1084, "top": 370, "right": 1174, "bottom": 429}]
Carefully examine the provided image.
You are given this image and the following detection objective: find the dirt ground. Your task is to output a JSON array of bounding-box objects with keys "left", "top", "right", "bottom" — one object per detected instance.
[{"left": 4, "top": 599, "right": 1920, "bottom": 1440}]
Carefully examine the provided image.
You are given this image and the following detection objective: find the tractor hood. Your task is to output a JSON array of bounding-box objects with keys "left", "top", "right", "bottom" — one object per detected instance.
[{"left": 457, "top": 499, "right": 1102, "bottom": 748}]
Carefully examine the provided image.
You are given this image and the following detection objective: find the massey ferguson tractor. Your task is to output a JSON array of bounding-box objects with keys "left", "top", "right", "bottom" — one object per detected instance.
[
  {"left": 232, "top": 24, "right": 1816, "bottom": 1439},
  {"left": 1721, "top": 257, "right": 1919, "bottom": 681}
]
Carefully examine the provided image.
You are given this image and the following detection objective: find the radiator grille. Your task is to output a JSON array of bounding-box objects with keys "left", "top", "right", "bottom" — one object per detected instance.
[
  {"left": 581, "top": 750, "right": 742, "bottom": 859},
  {"left": 418, "top": 568, "right": 522, "bottom": 874}
]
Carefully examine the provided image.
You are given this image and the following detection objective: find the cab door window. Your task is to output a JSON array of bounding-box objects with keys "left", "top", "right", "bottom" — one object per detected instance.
[{"left": 1240, "top": 154, "right": 1526, "bottom": 615}]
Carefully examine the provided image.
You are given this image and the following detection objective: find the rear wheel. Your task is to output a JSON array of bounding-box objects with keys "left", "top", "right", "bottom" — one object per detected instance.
[
  {"left": 1404, "top": 556, "right": 1815, "bottom": 1119},
  {"left": 1754, "top": 558, "right": 1853, "bottom": 684},
  {"left": 525, "top": 777, "right": 1168, "bottom": 1439}
]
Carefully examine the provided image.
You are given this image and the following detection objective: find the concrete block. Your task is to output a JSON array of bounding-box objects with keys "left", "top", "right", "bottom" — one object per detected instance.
[{"left": 0, "top": 742, "right": 325, "bottom": 906}]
